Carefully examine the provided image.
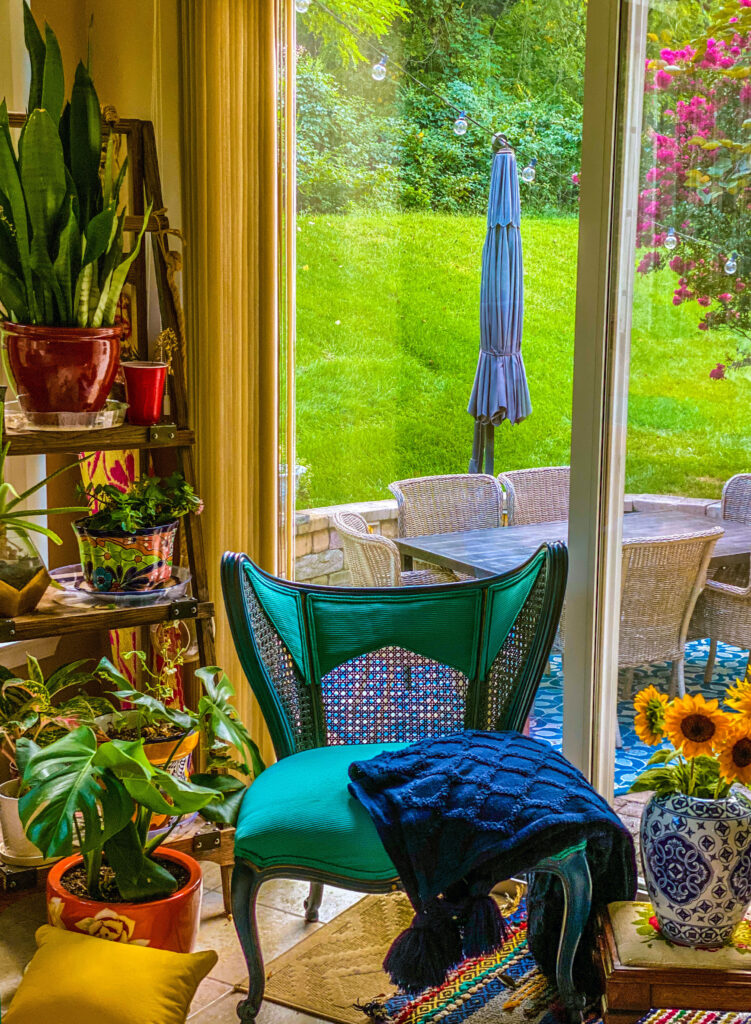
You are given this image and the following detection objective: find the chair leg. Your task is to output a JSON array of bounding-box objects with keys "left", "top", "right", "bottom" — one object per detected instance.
[
  {"left": 673, "top": 657, "right": 686, "bottom": 698},
  {"left": 534, "top": 844, "right": 592, "bottom": 1024},
  {"left": 220, "top": 863, "right": 233, "bottom": 916},
  {"left": 231, "top": 861, "right": 265, "bottom": 1024},
  {"left": 305, "top": 881, "right": 324, "bottom": 922},
  {"left": 704, "top": 638, "right": 717, "bottom": 685}
]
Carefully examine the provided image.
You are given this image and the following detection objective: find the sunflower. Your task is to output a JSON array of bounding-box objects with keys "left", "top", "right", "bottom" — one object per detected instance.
[
  {"left": 664, "top": 692, "right": 733, "bottom": 758},
  {"left": 725, "top": 677, "right": 751, "bottom": 717},
  {"left": 633, "top": 686, "right": 669, "bottom": 746},
  {"left": 717, "top": 717, "right": 751, "bottom": 786}
]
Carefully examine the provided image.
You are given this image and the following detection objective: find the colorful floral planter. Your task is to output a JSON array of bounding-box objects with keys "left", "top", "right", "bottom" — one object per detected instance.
[
  {"left": 641, "top": 790, "right": 751, "bottom": 947},
  {"left": 46, "top": 847, "right": 202, "bottom": 952},
  {"left": 2, "top": 322, "right": 121, "bottom": 413},
  {"left": 145, "top": 730, "right": 199, "bottom": 832},
  {"left": 73, "top": 519, "right": 178, "bottom": 592}
]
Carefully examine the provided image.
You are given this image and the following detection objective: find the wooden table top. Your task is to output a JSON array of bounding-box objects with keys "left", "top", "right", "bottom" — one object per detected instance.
[{"left": 393, "top": 511, "right": 751, "bottom": 579}]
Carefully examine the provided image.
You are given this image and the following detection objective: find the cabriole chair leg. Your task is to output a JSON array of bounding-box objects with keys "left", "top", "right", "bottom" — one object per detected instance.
[
  {"left": 231, "top": 860, "right": 265, "bottom": 1024},
  {"left": 305, "top": 881, "right": 324, "bottom": 922},
  {"left": 704, "top": 637, "right": 717, "bottom": 684},
  {"left": 534, "top": 843, "right": 592, "bottom": 1024}
]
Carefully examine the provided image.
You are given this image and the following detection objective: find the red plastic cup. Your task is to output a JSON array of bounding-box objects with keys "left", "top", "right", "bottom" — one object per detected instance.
[{"left": 123, "top": 361, "right": 167, "bottom": 426}]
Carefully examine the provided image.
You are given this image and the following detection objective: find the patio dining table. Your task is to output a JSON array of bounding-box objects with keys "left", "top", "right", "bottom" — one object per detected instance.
[{"left": 393, "top": 510, "right": 751, "bottom": 579}]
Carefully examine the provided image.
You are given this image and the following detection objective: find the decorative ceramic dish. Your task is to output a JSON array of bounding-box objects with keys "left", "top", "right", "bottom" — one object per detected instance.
[
  {"left": 4, "top": 399, "right": 128, "bottom": 431},
  {"left": 49, "top": 565, "right": 191, "bottom": 607}
]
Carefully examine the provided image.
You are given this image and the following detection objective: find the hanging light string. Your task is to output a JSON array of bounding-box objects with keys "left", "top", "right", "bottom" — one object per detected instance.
[
  {"left": 301, "top": 0, "right": 504, "bottom": 140},
  {"left": 654, "top": 220, "right": 745, "bottom": 272}
]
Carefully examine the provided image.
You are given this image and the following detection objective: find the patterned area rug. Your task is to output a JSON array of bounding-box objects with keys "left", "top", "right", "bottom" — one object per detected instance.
[
  {"left": 531, "top": 640, "right": 750, "bottom": 795},
  {"left": 265, "top": 888, "right": 601, "bottom": 1024}
]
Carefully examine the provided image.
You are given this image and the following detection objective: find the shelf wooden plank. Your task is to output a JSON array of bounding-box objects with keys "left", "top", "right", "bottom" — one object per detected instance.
[
  {"left": 5, "top": 425, "right": 195, "bottom": 456},
  {"left": 0, "top": 595, "right": 213, "bottom": 641}
]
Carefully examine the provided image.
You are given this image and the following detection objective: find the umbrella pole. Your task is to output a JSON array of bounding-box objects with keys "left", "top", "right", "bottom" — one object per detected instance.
[
  {"left": 469, "top": 421, "right": 485, "bottom": 474},
  {"left": 483, "top": 423, "right": 495, "bottom": 476}
]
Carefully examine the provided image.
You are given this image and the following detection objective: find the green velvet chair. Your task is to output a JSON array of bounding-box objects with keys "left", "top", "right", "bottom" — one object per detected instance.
[{"left": 221, "top": 542, "right": 591, "bottom": 1024}]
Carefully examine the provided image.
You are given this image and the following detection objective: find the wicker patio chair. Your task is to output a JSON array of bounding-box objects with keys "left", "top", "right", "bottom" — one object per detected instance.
[
  {"left": 221, "top": 544, "right": 596, "bottom": 1024},
  {"left": 497, "top": 466, "right": 570, "bottom": 526},
  {"left": 689, "top": 474, "right": 751, "bottom": 682},
  {"left": 618, "top": 528, "right": 721, "bottom": 700},
  {"left": 332, "top": 510, "right": 455, "bottom": 587},
  {"left": 388, "top": 473, "right": 503, "bottom": 579}
]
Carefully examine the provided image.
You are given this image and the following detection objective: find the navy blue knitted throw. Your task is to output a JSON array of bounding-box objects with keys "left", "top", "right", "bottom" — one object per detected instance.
[{"left": 348, "top": 730, "right": 636, "bottom": 995}]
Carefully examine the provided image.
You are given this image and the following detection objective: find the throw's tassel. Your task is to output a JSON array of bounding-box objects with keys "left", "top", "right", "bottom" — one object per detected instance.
[
  {"left": 461, "top": 893, "right": 507, "bottom": 958},
  {"left": 382, "top": 900, "right": 463, "bottom": 994}
]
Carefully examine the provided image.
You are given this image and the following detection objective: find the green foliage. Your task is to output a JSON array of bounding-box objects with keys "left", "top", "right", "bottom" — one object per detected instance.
[
  {"left": 297, "top": 0, "right": 407, "bottom": 66},
  {"left": 0, "top": 656, "right": 113, "bottom": 771},
  {"left": 0, "top": 3, "right": 151, "bottom": 327},
  {"left": 79, "top": 472, "right": 202, "bottom": 534},
  {"left": 629, "top": 749, "right": 735, "bottom": 801},
  {"left": 18, "top": 726, "right": 222, "bottom": 900}
]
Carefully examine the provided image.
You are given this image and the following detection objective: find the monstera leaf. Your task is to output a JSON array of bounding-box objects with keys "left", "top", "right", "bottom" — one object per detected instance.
[
  {"left": 196, "top": 667, "right": 265, "bottom": 778},
  {"left": 18, "top": 728, "right": 134, "bottom": 859}
]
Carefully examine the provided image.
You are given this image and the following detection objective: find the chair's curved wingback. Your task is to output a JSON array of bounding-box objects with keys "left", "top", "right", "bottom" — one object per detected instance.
[{"left": 221, "top": 543, "right": 567, "bottom": 762}]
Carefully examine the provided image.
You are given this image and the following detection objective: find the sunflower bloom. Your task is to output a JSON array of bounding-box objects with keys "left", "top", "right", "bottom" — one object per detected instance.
[
  {"left": 664, "top": 693, "right": 732, "bottom": 758},
  {"left": 633, "top": 686, "right": 669, "bottom": 746},
  {"left": 725, "top": 677, "right": 751, "bottom": 717},
  {"left": 717, "top": 718, "right": 751, "bottom": 786}
]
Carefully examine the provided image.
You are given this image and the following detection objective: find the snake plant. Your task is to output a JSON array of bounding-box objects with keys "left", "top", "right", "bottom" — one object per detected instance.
[{"left": 0, "top": 3, "right": 151, "bottom": 327}]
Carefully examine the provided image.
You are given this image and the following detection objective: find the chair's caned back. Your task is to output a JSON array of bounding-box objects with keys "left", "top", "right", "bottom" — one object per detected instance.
[
  {"left": 618, "top": 530, "right": 721, "bottom": 667},
  {"left": 331, "top": 511, "right": 400, "bottom": 588},
  {"left": 722, "top": 474, "right": 751, "bottom": 525},
  {"left": 221, "top": 543, "right": 567, "bottom": 760},
  {"left": 388, "top": 474, "right": 503, "bottom": 537},
  {"left": 498, "top": 467, "right": 570, "bottom": 526}
]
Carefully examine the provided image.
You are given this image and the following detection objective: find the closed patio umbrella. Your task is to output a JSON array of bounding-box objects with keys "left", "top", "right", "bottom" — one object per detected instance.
[{"left": 468, "top": 135, "right": 531, "bottom": 475}]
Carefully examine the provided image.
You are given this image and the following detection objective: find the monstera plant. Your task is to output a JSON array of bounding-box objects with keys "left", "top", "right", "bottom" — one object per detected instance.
[{"left": 0, "top": 3, "right": 152, "bottom": 413}]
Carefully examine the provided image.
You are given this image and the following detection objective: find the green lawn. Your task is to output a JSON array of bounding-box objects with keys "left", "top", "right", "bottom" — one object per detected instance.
[{"left": 296, "top": 212, "right": 751, "bottom": 510}]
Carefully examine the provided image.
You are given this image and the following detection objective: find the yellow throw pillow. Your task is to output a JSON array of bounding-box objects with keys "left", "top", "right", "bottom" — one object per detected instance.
[{"left": 4, "top": 925, "right": 218, "bottom": 1024}]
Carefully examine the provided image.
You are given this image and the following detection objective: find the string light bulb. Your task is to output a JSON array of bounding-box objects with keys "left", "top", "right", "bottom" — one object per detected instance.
[
  {"left": 453, "top": 112, "right": 468, "bottom": 136},
  {"left": 521, "top": 158, "right": 537, "bottom": 183},
  {"left": 725, "top": 252, "right": 739, "bottom": 275},
  {"left": 664, "top": 228, "right": 678, "bottom": 251},
  {"left": 295, "top": 0, "right": 311, "bottom": 11},
  {"left": 371, "top": 55, "right": 388, "bottom": 82}
]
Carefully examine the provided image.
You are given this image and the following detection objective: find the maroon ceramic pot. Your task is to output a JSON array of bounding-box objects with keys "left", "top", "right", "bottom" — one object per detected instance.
[{"left": 2, "top": 322, "right": 121, "bottom": 413}]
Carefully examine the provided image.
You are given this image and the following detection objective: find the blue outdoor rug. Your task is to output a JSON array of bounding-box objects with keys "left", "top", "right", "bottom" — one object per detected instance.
[{"left": 530, "top": 639, "right": 749, "bottom": 795}]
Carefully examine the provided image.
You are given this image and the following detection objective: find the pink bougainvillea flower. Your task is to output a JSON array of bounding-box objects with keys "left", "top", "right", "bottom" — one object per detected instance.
[
  {"left": 697, "top": 295, "right": 711, "bottom": 306},
  {"left": 571, "top": 172, "right": 580, "bottom": 185},
  {"left": 709, "top": 363, "right": 726, "bottom": 379},
  {"left": 736, "top": 280, "right": 746, "bottom": 292},
  {"left": 655, "top": 69, "right": 673, "bottom": 89},
  {"left": 719, "top": 293, "right": 733, "bottom": 303}
]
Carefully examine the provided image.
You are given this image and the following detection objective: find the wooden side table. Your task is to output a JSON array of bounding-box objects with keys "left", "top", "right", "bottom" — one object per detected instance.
[{"left": 596, "top": 901, "right": 751, "bottom": 1023}]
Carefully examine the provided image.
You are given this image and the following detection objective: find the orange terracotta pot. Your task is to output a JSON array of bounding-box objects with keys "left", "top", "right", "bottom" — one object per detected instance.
[{"left": 46, "top": 847, "right": 202, "bottom": 952}]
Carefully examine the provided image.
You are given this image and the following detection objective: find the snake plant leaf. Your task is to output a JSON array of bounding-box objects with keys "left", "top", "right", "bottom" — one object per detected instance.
[
  {"left": 18, "top": 726, "right": 134, "bottom": 859},
  {"left": 53, "top": 195, "right": 81, "bottom": 324},
  {"left": 0, "top": 260, "right": 30, "bottom": 322},
  {"left": 81, "top": 205, "right": 116, "bottom": 268},
  {"left": 0, "top": 185, "right": 22, "bottom": 272},
  {"left": 69, "top": 61, "right": 102, "bottom": 229},
  {"left": 41, "top": 23, "right": 65, "bottom": 123},
  {"left": 96, "top": 207, "right": 124, "bottom": 292},
  {"left": 104, "top": 821, "right": 177, "bottom": 900},
  {"left": 92, "top": 202, "right": 151, "bottom": 327},
  {"left": 22, "top": 2, "right": 45, "bottom": 113},
  {"left": 0, "top": 102, "right": 32, "bottom": 312},
  {"left": 19, "top": 109, "right": 66, "bottom": 244}
]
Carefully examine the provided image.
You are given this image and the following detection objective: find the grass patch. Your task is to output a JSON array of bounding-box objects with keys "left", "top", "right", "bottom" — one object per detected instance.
[{"left": 296, "top": 212, "right": 751, "bottom": 509}]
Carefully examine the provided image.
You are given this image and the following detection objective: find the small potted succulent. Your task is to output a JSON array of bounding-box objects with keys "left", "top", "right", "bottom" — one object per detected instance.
[
  {"left": 0, "top": 387, "right": 88, "bottom": 615},
  {"left": 0, "top": 656, "right": 112, "bottom": 864},
  {"left": 73, "top": 472, "right": 202, "bottom": 592},
  {"left": 0, "top": 4, "right": 151, "bottom": 414},
  {"left": 18, "top": 663, "right": 262, "bottom": 951},
  {"left": 630, "top": 679, "right": 751, "bottom": 949}
]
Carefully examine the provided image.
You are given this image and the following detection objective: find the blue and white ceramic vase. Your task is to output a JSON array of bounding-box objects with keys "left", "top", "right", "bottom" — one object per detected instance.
[{"left": 641, "top": 790, "right": 751, "bottom": 947}]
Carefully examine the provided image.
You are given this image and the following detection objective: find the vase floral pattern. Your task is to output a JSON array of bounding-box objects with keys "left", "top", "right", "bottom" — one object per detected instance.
[
  {"left": 74, "top": 519, "right": 178, "bottom": 592},
  {"left": 641, "top": 790, "right": 751, "bottom": 947}
]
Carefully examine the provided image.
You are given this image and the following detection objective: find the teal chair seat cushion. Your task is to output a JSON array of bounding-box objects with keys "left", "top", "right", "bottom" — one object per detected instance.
[{"left": 234, "top": 743, "right": 404, "bottom": 881}]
